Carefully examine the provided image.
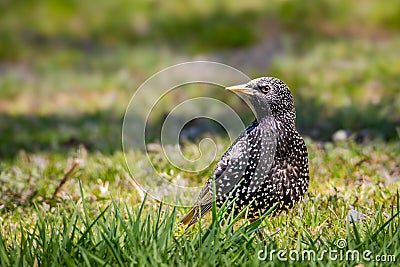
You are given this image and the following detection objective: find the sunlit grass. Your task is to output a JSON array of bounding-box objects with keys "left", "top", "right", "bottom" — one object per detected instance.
[{"left": 1, "top": 140, "right": 399, "bottom": 265}]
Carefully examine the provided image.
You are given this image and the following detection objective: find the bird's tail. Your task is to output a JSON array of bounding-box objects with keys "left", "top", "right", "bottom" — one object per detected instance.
[
  {"left": 179, "top": 203, "right": 211, "bottom": 227},
  {"left": 179, "top": 206, "right": 199, "bottom": 226}
]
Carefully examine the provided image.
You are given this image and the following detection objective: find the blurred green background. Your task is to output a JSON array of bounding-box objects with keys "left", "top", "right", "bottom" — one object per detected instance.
[{"left": 0, "top": 0, "right": 399, "bottom": 158}]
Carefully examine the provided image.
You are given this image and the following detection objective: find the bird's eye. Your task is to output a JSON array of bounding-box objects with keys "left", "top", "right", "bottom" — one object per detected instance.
[{"left": 259, "top": 85, "right": 270, "bottom": 94}]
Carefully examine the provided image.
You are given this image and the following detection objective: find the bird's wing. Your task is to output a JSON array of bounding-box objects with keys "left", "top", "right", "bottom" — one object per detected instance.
[{"left": 180, "top": 121, "right": 261, "bottom": 226}]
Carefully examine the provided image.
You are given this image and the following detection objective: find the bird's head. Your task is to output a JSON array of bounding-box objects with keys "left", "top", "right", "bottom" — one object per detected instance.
[{"left": 226, "top": 77, "right": 295, "bottom": 123}]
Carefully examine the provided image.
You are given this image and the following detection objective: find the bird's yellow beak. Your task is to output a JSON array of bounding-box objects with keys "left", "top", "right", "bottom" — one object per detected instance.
[{"left": 225, "top": 84, "right": 254, "bottom": 95}]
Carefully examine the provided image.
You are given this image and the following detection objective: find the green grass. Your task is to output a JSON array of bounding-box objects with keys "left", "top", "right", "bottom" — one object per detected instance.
[
  {"left": 1, "top": 141, "right": 399, "bottom": 266},
  {"left": 1, "top": 184, "right": 399, "bottom": 266},
  {"left": 1, "top": 191, "right": 398, "bottom": 266}
]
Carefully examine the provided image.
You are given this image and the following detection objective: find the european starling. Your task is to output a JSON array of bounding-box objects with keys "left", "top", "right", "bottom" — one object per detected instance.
[{"left": 180, "top": 77, "right": 309, "bottom": 226}]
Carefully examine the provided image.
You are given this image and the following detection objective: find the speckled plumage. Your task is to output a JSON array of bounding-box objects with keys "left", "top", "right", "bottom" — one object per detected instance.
[{"left": 180, "top": 77, "right": 309, "bottom": 226}]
